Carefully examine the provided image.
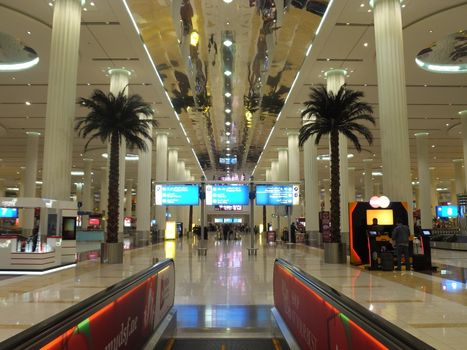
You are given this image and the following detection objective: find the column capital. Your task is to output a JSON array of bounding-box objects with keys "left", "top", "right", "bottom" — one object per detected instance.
[
  {"left": 458, "top": 110, "right": 467, "bottom": 117},
  {"left": 156, "top": 131, "right": 170, "bottom": 136},
  {"left": 369, "top": 0, "right": 404, "bottom": 8},
  {"left": 168, "top": 147, "right": 179, "bottom": 151},
  {"left": 277, "top": 147, "right": 288, "bottom": 152},
  {"left": 324, "top": 69, "right": 347, "bottom": 78},
  {"left": 414, "top": 132, "right": 429, "bottom": 137},
  {"left": 286, "top": 130, "right": 299, "bottom": 136},
  {"left": 107, "top": 68, "right": 132, "bottom": 77}
]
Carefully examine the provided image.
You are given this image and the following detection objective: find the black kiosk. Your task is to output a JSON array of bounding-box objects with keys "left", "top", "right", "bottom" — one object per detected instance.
[{"left": 349, "top": 200, "right": 410, "bottom": 269}]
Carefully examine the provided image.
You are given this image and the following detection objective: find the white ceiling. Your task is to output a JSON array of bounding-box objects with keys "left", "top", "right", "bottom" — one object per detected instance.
[{"left": 0, "top": 0, "right": 466, "bottom": 197}]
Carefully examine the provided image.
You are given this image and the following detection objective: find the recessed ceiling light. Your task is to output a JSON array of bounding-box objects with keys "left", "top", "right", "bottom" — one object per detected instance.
[
  {"left": 401, "top": 4, "right": 406, "bottom": 8},
  {"left": 432, "top": 145, "right": 435, "bottom": 148},
  {"left": 360, "top": 3, "right": 364, "bottom": 7},
  {"left": 223, "top": 0, "right": 233, "bottom": 3},
  {"left": 226, "top": 132, "right": 231, "bottom": 136},
  {"left": 27, "top": 83, "right": 31, "bottom": 86},
  {"left": 90, "top": 1, "right": 95, "bottom": 6},
  {"left": 424, "top": 84, "right": 428, "bottom": 87},
  {"left": 48, "top": 2, "right": 53, "bottom": 6},
  {"left": 367, "top": 9, "right": 372, "bottom": 13},
  {"left": 12, "top": 76, "right": 15, "bottom": 80},
  {"left": 224, "top": 70, "right": 232, "bottom": 76},
  {"left": 429, "top": 30, "right": 433, "bottom": 33},
  {"left": 25, "top": 101, "right": 31, "bottom": 106},
  {"left": 223, "top": 39, "right": 233, "bottom": 47},
  {"left": 326, "top": 58, "right": 330, "bottom": 61},
  {"left": 83, "top": 7, "right": 87, "bottom": 11},
  {"left": 346, "top": 22, "right": 350, "bottom": 25},
  {"left": 226, "top": 140, "right": 230, "bottom": 144},
  {"left": 27, "top": 31, "right": 31, "bottom": 35},
  {"left": 363, "top": 42, "right": 368, "bottom": 47},
  {"left": 225, "top": 92, "right": 232, "bottom": 97},
  {"left": 446, "top": 123, "right": 450, "bottom": 126},
  {"left": 225, "top": 108, "right": 231, "bottom": 113},
  {"left": 226, "top": 147, "right": 231, "bottom": 151},
  {"left": 225, "top": 121, "right": 231, "bottom": 126}
]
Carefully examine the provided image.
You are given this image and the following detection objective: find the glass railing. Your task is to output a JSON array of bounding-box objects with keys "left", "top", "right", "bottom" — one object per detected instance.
[
  {"left": 1, "top": 259, "right": 175, "bottom": 350},
  {"left": 273, "top": 258, "right": 434, "bottom": 350}
]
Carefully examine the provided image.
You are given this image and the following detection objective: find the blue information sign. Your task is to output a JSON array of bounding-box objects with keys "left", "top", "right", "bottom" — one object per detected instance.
[
  {"left": 255, "top": 184, "right": 300, "bottom": 206},
  {"left": 0, "top": 207, "right": 18, "bottom": 218},
  {"left": 155, "top": 184, "right": 199, "bottom": 206},
  {"left": 205, "top": 184, "right": 249, "bottom": 205}
]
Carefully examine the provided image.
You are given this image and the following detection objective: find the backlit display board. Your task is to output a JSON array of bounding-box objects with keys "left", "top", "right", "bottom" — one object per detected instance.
[
  {"left": 436, "top": 205, "right": 458, "bottom": 218},
  {"left": 255, "top": 185, "right": 300, "bottom": 206},
  {"left": 0, "top": 207, "right": 18, "bottom": 218},
  {"left": 206, "top": 184, "right": 249, "bottom": 205},
  {"left": 155, "top": 184, "right": 199, "bottom": 206}
]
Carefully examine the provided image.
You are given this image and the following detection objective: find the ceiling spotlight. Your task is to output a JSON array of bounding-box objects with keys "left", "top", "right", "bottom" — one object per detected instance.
[
  {"left": 90, "top": 1, "right": 95, "bottom": 5},
  {"left": 360, "top": 3, "right": 364, "bottom": 8},
  {"left": 226, "top": 147, "right": 231, "bottom": 151},
  {"left": 226, "top": 132, "right": 231, "bottom": 136},
  {"left": 225, "top": 121, "right": 231, "bottom": 126},
  {"left": 225, "top": 108, "right": 231, "bottom": 113},
  {"left": 225, "top": 92, "right": 232, "bottom": 98},
  {"left": 25, "top": 101, "right": 31, "bottom": 106},
  {"left": 223, "top": 0, "right": 233, "bottom": 3},
  {"left": 363, "top": 42, "right": 368, "bottom": 47},
  {"left": 48, "top": 2, "right": 53, "bottom": 6},
  {"left": 223, "top": 39, "right": 233, "bottom": 47},
  {"left": 224, "top": 70, "right": 232, "bottom": 76},
  {"left": 226, "top": 140, "right": 230, "bottom": 144}
]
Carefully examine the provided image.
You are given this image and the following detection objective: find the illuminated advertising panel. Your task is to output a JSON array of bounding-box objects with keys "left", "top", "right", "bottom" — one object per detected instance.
[
  {"left": 436, "top": 205, "right": 458, "bottom": 218},
  {"left": 256, "top": 185, "right": 299, "bottom": 206},
  {"left": 0, "top": 207, "right": 18, "bottom": 218},
  {"left": 155, "top": 184, "right": 199, "bottom": 206},
  {"left": 205, "top": 184, "right": 249, "bottom": 205}
]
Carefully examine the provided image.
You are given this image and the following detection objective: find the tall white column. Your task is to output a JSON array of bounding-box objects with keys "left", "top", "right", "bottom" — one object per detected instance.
[
  {"left": 325, "top": 69, "right": 349, "bottom": 243},
  {"left": 100, "top": 167, "right": 108, "bottom": 215},
  {"left": 371, "top": 0, "right": 412, "bottom": 228},
  {"left": 287, "top": 132, "right": 300, "bottom": 182},
  {"left": 136, "top": 123, "right": 153, "bottom": 239},
  {"left": 322, "top": 180, "right": 331, "bottom": 211},
  {"left": 348, "top": 167, "right": 356, "bottom": 202},
  {"left": 155, "top": 133, "right": 168, "bottom": 233},
  {"left": 0, "top": 179, "right": 5, "bottom": 197},
  {"left": 453, "top": 159, "right": 465, "bottom": 199},
  {"left": 75, "top": 183, "right": 83, "bottom": 206},
  {"left": 82, "top": 158, "right": 93, "bottom": 228},
  {"left": 108, "top": 68, "right": 131, "bottom": 235},
  {"left": 304, "top": 134, "right": 320, "bottom": 233},
  {"left": 167, "top": 148, "right": 179, "bottom": 221},
  {"left": 277, "top": 148, "right": 288, "bottom": 182},
  {"left": 125, "top": 179, "right": 133, "bottom": 217},
  {"left": 23, "top": 132, "right": 41, "bottom": 233},
  {"left": 271, "top": 160, "right": 279, "bottom": 231},
  {"left": 42, "top": 0, "right": 83, "bottom": 200},
  {"left": 459, "top": 111, "right": 467, "bottom": 192},
  {"left": 373, "top": 182, "right": 381, "bottom": 196},
  {"left": 450, "top": 179, "right": 457, "bottom": 205},
  {"left": 415, "top": 133, "right": 432, "bottom": 228},
  {"left": 363, "top": 159, "right": 373, "bottom": 200},
  {"left": 430, "top": 167, "right": 438, "bottom": 217},
  {"left": 178, "top": 160, "right": 188, "bottom": 233}
]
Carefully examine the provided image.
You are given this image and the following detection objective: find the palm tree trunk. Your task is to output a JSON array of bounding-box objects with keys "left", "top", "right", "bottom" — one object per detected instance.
[
  {"left": 107, "top": 132, "right": 120, "bottom": 243},
  {"left": 330, "top": 129, "right": 341, "bottom": 243}
]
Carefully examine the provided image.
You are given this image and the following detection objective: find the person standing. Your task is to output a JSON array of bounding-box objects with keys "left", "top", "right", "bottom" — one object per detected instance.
[{"left": 392, "top": 219, "right": 411, "bottom": 271}]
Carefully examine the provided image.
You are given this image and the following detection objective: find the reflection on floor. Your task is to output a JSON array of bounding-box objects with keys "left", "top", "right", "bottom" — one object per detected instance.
[{"left": 0, "top": 234, "right": 467, "bottom": 349}]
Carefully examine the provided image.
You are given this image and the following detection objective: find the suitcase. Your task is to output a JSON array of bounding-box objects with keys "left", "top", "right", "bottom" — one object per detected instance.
[{"left": 381, "top": 252, "right": 394, "bottom": 271}]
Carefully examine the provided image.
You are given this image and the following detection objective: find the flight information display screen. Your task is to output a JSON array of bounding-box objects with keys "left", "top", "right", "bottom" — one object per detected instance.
[
  {"left": 206, "top": 184, "right": 249, "bottom": 205},
  {"left": 255, "top": 185, "right": 300, "bottom": 206},
  {"left": 155, "top": 184, "right": 199, "bottom": 206}
]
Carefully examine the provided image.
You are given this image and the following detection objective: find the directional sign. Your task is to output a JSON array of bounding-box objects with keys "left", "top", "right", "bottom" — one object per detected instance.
[
  {"left": 255, "top": 185, "right": 300, "bottom": 206},
  {"left": 155, "top": 184, "right": 199, "bottom": 206},
  {"left": 205, "top": 184, "right": 249, "bottom": 206}
]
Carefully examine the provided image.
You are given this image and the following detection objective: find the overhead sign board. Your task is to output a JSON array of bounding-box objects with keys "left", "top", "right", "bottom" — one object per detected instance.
[
  {"left": 256, "top": 184, "right": 300, "bottom": 206},
  {"left": 155, "top": 184, "right": 199, "bottom": 206},
  {"left": 206, "top": 184, "right": 249, "bottom": 205}
]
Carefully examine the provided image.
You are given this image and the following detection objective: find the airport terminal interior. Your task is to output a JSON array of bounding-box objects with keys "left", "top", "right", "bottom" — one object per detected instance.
[{"left": 0, "top": 0, "right": 467, "bottom": 349}]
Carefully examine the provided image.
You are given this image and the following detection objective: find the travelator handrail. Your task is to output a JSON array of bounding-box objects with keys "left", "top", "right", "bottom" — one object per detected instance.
[
  {"left": 0, "top": 258, "right": 175, "bottom": 350},
  {"left": 274, "top": 258, "right": 434, "bottom": 350}
]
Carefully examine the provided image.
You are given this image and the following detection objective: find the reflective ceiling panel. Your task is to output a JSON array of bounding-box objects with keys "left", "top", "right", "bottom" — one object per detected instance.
[{"left": 126, "top": 0, "right": 330, "bottom": 173}]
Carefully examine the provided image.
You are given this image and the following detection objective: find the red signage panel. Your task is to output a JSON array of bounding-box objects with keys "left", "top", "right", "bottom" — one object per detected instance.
[
  {"left": 273, "top": 264, "right": 387, "bottom": 350},
  {"left": 42, "top": 264, "right": 175, "bottom": 350}
]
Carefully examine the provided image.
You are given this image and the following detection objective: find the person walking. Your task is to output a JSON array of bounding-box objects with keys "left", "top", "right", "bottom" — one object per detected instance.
[{"left": 391, "top": 219, "right": 411, "bottom": 271}]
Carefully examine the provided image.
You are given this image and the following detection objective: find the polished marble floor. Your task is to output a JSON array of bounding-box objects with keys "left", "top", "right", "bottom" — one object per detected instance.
[{"left": 0, "top": 235, "right": 467, "bottom": 349}]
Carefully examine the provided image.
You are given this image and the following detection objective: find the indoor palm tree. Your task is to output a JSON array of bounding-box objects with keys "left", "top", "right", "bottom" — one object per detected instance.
[
  {"left": 76, "top": 89, "right": 156, "bottom": 261},
  {"left": 299, "top": 85, "right": 375, "bottom": 246}
]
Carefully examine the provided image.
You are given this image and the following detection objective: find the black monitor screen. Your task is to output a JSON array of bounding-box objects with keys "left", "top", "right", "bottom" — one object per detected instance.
[{"left": 422, "top": 230, "right": 431, "bottom": 236}]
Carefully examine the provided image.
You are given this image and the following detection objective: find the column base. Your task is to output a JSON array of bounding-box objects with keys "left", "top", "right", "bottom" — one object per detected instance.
[
  {"left": 101, "top": 242, "right": 123, "bottom": 264},
  {"left": 323, "top": 242, "right": 347, "bottom": 264},
  {"left": 306, "top": 230, "right": 322, "bottom": 248},
  {"left": 134, "top": 231, "right": 150, "bottom": 247}
]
